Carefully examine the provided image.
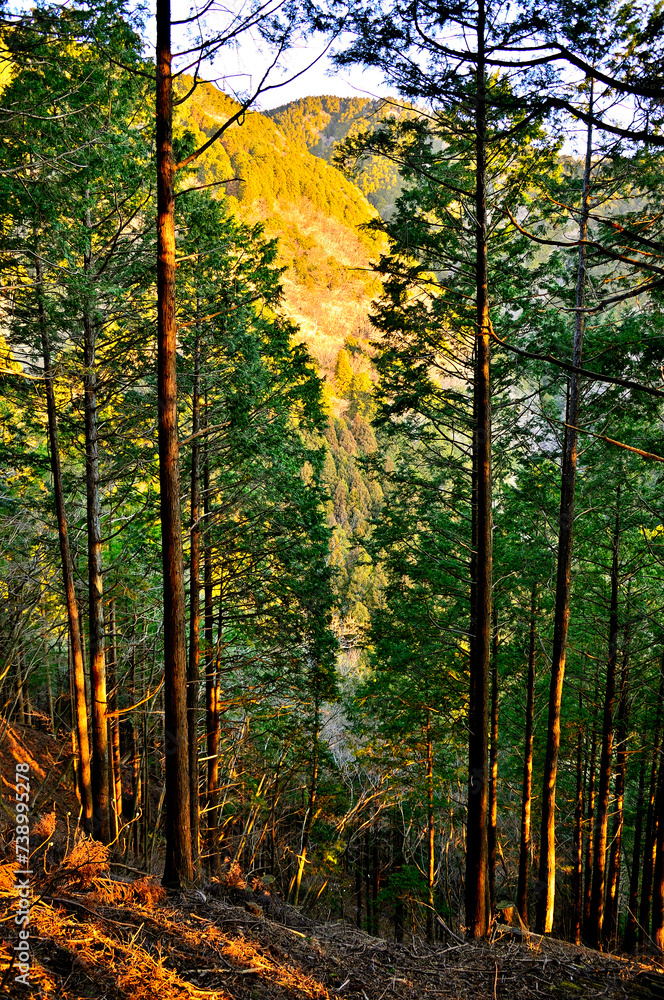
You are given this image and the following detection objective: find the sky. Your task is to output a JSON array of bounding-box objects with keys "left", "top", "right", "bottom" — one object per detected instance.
[
  {"left": 213, "top": 43, "right": 392, "bottom": 111},
  {"left": 159, "top": 2, "right": 392, "bottom": 111}
]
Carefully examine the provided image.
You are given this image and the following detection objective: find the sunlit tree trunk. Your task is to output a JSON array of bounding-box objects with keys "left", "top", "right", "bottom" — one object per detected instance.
[
  {"left": 572, "top": 692, "right": 584, "bottom": 945},
  {"left": 517, "top": 584, "right": 537, "bottom": 927},
  {"left": 37, "top": 251, "right": 93, "bottom": 831},
  {"left": 107, "top": 599, "right": 123, "bottom": 839},
  {"left": 650, "top": 652, "right": 664, "bottom": 949},
  {"left": 83, "top": 211, "right": 109, "bottom": 842},
  {"left": 488, "top": 609, "right": 499, "bottom": 922},
  {"left": 188, "top": 320, "right": 201, "bottom": 872},
  {"left": 292, "top": 699, "right": 321, "bottom": 907},
  {"left": 588, "top": 487, "right": 621, "bottom": 949},
  {"left": 204, "top": 436, "right": 220, "bottom": 874},
  {"left": 536, "top": 106, "right": 593, "bottom": 935},
  {"left": 640, "top": 660, "right": 664, "bottom": 947},
  {"left": 129, "top": 643, "right": 142, "bottom": 855},
  {"left": 156, "top": 0, "right": 193, "bottom": 889},
  {"left": 427, "top": 708, "right": 435, "bottom": 941},
  {"left": 604, "top": 636, "right": 629, "bottom": 947},
  {"left": 466, "top": 1, "right": 492, "bottom": 937},
  {"left": 583, "top": 715, "right": 597, "bottom": 935}
]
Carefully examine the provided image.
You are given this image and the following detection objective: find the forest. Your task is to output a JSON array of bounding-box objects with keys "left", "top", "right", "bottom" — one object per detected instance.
[{"left": 1, "top": 0, "right": 664, "bottom": 988}]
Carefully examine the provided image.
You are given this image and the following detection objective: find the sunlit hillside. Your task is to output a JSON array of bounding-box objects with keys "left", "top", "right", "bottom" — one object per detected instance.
[
  {"left": 175, "top": 83, "right": 386, "bottom": 375},
  {"left": 266, "top": 95, "right": 404, "bottom": 218}
]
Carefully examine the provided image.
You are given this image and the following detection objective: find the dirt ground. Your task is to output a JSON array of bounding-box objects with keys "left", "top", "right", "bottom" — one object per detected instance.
[{"left": 2, "top": 723, "right": 664, "bottom": 1000}]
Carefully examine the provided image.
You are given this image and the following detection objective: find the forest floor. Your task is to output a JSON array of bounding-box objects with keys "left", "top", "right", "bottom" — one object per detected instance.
[{"left": 2, "top": 723, "right": 664, "bottom": 1000}]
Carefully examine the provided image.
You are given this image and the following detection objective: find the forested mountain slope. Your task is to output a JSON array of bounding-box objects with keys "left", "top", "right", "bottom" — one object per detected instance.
[
  {"left": 173, "top": 85, "right": 394, "bottom": 630},
  {"left": 175, "top": 84, "right": 384, "bottom": 374},
  {"left": 266, "top": 95, "right": 404, "bottom": 218}
]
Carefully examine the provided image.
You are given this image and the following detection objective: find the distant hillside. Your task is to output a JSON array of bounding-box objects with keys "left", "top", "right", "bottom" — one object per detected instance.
[
  {"left": 175, "top": 82, "right": 385, "bottom": 374},
  {"left": 266, "top": 95, "right": 404, "bottom": 218}
]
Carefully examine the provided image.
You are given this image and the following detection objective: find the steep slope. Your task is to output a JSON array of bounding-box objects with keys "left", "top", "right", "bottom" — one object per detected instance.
[{"left": 175, "top": 83, "right": 382, "bottom": 374}]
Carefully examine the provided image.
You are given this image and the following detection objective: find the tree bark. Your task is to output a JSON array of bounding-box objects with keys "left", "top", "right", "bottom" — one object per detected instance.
[
  {"left": 572, "top": 692, "right": 584, "bottom": 945},
  {"left": 623, "top": 756, "right": 645, "bottom": 952},
  {"left": 373, "top": 811, "right": 381, "bottom": 937},
  {"left": 292, "top": 701, "right": 320, "bottom": 907},
  {"left": 650, "top": 651, "right": 664, "bottom": 949},
  {"left": 517, "top": 583, "right": 537, "bottom": 927},
  {"left": 640, "top": 660, "right": 664, "bottom": 947},
  {"left": 203, "top": 435, "right": 220, "bottom": 873},
  {"left": 156, "top": 0, "right": 193, "bottom": 889},
  {"left": 427, "top": 708, "right": 435, "bottom": 941},
  {"left": 465, "top": 1, "right": 491, "bottom": 937},
  {"left": 37, "top": 251, "right": 93, "bottom": 831},
  {"left": 488, "top": 607, "right": 499, "bottom": 922},
  {"left": 604, "top": 633, "right": 629, "bottom": 947},
  {"left": 356, "top": 831, "right": 363, "bottom": 929},
  {"left": 107, "top": 599, "right": 123, "bottom": 839},
  {"left": 129, "top": 643, "right": 142, "bottom": 855},
  {"left": 83, "top": 217, "right": 109, "bottom": 843},
  {"left": 536, "top": 105, "right": 593, "bottom": 935},
  {"left": 394, "top": 815, "right": 404, "bottom": 941},
  {"left": 583, "top": 712, "right": 597, "bottom": 935},
  {"left": 588, "top": 487, "right": 621, "bottom": 949},
  {"left": 188, "top": 322, "right": 201, "bottom": 872}
]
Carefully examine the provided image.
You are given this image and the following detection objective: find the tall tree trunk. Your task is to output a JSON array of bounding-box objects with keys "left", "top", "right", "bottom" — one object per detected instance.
[
  {"left": 142, "top": 691, "right": 150, "bottom": 869},
  {"left": 488, "top": 608, "right": 499, "bottom": 922},
  {"left": 129, "top": 644, "right": 142, "bottom": 855},
  {"left": 623, "top": 757, "right": 645, "bottom": 952},
  {"left": 604, "top": 634, "right": 630, "bottom": 947},
  {"left": 356, "top": 831, "right": 363, "bottom": 929},
  {"left": 83, "top": 218, "right": 109, "bottom": 843},
  {"left": 466, "top": 3, "right": 492, "bottom": 937},
  {"left": 394, "top": 816, "right": 404, "bottom": 942},
  {"left": 203, "top": 434, "right": 220, "bottom": 874},
  {"left": 517, "top": 583, "right": 537, "bottom": 927},
  {"left": 156, "top": 0, "right": 192, "bottom": 889},
  {"left": 572, "top": 692, "right": 584, "bottom": 945},
  {"left": 373, "top": 811, "right": 381, "bottom": 937},
  {"left": 650, "top": 651, "right": 664, "bottom": 949},
  {"left": 37, "top": 252, "right": 93, "bottom": 831},
  {"left": 640, "top": 660, "right": 664, "bottom": 947},
  {"left": 292, "top": 703, "right": 320, "bottom": 907},
  {"left": 107, "top": 599, "right": 123, "bottom": 839},
  {"left": 365, "top": 825, "right": 373, "bottom": 934},
  {"left": 188, "top": 322, "right": 201, "bottom": 872},
  {"left": 583, "top": 715, "right": 598, "bottom": 935},
  {"left": 588, "top": 487, "right": 621, "bottom": 949},
  {"left": 426, "top": 708, "right": 435, "bottom": 941},
  {"left": 536, "top": 105, "right": 593, "bottom": 935},
  {"left": 42, "top": 609, "right": 54, "bottom": 733}
]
